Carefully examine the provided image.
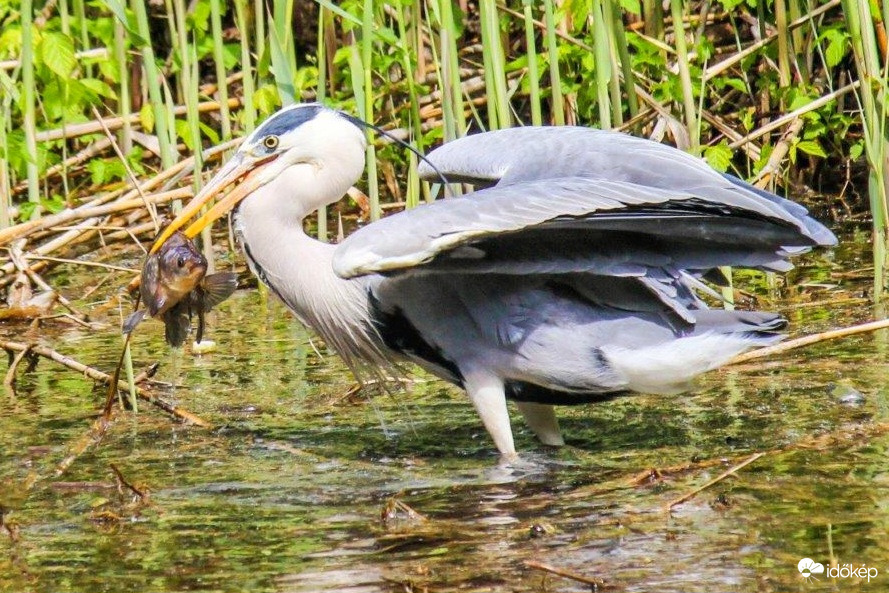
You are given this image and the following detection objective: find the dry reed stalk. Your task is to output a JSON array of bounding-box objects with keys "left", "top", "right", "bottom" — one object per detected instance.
[
  {"left": 34, "top": 98, "right": 241, "bottom": 143},
  {"left": 753, "top": 118, "right": 804, "bottom": 188},
  {"left": 703, "top": 0, "right": 842, "bottom": 81},
  {"left": 12, "top": 138, "right": 112, "bottom": 194},
  {"left": 90, "top": 106, "right": 160, "bottom": 231},
  {"left": 728, "top": 318, "right": 889, "bottom": 365},
  {"left": 0, "top": 47, "right": 109, "bottom": 71},
  {"left": 0, "top": 188, "right": 190, "bottom": 247},
  {"left": 730, "top": 81, "right": 860, "bottom": 148}
]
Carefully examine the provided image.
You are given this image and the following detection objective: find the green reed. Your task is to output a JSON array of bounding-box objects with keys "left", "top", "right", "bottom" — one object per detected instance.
[
  {"left": 670, "top": 0, "right": 699, "bottom": 151},
  {"left": 131, "top": 0, "right": 176, "bottom": 170},
  {"left": 542, "top": 0, "right": 565, "bottom": 125},
  {"left": 21, "top": 0, "right": 39, "bottom": 213},
  {"left": 843, "top": 0, "right": 889, "bottom": 298},
  {"left": 361, "top": 0, "right": 380, "bottom": 220},
  {"left": 522, "top": 0, "right": 543, "bottom": 126}
]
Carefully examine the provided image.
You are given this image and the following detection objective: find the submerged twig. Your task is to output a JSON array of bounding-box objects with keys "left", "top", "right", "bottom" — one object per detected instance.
[
  {"left": 109, "top": 463, "right": 149, "bottom": 501},
  {"left": 524, "top": 560, "right": 607, "bottom": 588},
  {"left": 0, "top": 339, "right": 209, "bottom": 426},
  {"left": 4, "top": 345, "right": 31, "bottom": 391},
  {"left": 665, "top": 451, "right": 765, "bottom": 510}
]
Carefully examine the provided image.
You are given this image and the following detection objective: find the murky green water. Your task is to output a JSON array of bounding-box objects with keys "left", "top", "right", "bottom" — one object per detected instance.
[{"left": 2, "top": 232, "right": 889, "bottom": 592}]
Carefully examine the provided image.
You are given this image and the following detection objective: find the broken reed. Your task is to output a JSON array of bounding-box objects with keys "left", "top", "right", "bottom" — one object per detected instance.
[{"left": 2, "top": 1, "right": 887, "bottom": 289}]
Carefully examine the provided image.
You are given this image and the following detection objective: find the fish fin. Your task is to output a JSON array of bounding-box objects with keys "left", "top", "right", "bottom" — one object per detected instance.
[
  {"left": 195, "top": 311, "right": 205, "bottom": 344},
  {"left": 163, "top": 309, "right": 191, "bottom": 347},
  {"left": 122, "top": 310, "right": 147, "bottom": 334},
  {"left": 201, "top": 273, "right": 238, "bottom": 311},
  {"left": 148, "top": 294, "right": 168, "bottom": 317}
]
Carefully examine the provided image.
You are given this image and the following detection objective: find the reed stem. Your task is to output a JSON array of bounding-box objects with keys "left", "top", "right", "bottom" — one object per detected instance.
[
  {"left": 21, "top": 0, "right": 40, "bottom": 215},
  {"left": 523, "top": 0, "right": 543, "bottom": 126},
  {"left": 670, "top": 0, "right": 700, "bottom": 151},
  {"left": 543, "top": 0, "right": 565, "bottom": 125},
  {"left": 131, "top": 0, "right": 176, "bottom": 170}
]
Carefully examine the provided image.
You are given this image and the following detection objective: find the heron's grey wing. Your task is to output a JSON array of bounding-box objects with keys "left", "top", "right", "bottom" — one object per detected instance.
[
  {"left": 415, "top": 126, "right": 835, "bottom": 246},
  {"left": 332, "top": 176, "right": 834, "bottom": 280}
]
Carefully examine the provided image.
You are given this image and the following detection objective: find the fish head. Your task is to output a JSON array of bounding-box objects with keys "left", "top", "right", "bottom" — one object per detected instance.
[
  {"left": 140, "top": 232, "right": 208, "bottom": 317},
  {"left": 158, "top": 243, "right": 208, "bottom": 297}
]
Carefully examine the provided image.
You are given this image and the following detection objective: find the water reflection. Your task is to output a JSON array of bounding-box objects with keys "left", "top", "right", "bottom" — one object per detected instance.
[{"left": 1, "top": 240, "right": 889, "bottom": 592}]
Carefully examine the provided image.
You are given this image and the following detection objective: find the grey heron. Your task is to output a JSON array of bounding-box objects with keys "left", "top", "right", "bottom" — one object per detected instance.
[{"left": 152, "top": 103, "right": 836, "bottom": 461}]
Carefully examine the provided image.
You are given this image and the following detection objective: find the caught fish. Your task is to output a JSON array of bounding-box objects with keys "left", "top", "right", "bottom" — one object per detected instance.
[{"left": 124, "top": 232, "right": 237, "bottom": 346}]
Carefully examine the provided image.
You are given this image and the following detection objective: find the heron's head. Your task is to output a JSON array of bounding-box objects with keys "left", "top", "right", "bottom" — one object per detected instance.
[{"left": 150, "top": 103, "right": 367, "bottom": 253}]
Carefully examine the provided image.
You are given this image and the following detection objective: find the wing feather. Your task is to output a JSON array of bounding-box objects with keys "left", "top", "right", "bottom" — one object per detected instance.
[{"left": 333, "top": 176, "right": 830, "bottom": 279}]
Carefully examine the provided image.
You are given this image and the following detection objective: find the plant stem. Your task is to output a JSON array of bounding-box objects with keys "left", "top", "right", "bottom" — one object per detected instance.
[
  {"left": 131, "top": 0, "right": 176, "bottom": 170},
  {"left": 543, "top": 0, "right": 565, "bottom": 125},
  {"left": 316, "top": 4, "right": 328, "bottom": 240},
  {"left": 234, "top": 0, "right": 256, "bottom": 132},
  {"left": 210, "top": 0, "right": 232, "bottom": 141},
  {"left": 21, "top": 0, "right": 40, "bottom": 215},
  {"left": 670, "top": 0, "right": 699, "bottom": 151},
  {"left": 362, "top": 0, "right": 380, "bottom": 221},
  {"left": 523, "top": 0, "right": 543, "bottom": 125}
]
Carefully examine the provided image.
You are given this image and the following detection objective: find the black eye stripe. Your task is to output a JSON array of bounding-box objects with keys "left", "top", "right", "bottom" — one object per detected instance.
[{"left": 252, "top": 104, "right": 322, "bottom": 138}]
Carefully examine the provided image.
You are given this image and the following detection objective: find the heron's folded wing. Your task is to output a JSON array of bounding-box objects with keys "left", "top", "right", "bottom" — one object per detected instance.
[{"left": 332, "top": 177, "right": 833, "bottom": 279}]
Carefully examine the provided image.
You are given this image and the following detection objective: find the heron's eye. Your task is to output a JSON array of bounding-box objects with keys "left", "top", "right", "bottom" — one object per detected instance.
[
  {"left": 263, "top": 135, "right": 279, "bottom": 150},
  {"left": 177, "top": 256, "right": 186, "bottom": 268}
]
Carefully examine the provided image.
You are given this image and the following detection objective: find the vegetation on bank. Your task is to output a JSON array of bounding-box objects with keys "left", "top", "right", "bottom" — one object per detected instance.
[{"left": 0, "top": 0, "right": 886, "bottom": 288}]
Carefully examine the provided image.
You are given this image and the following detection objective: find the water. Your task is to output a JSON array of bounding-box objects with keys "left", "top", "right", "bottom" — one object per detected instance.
[{"left": 2, "top": 234, "right": 889, "bottom": 592}]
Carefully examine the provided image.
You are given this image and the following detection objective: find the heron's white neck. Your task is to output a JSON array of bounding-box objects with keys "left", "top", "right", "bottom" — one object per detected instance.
[{"left": 233, "top": 166, "right": 390, "bottom": 373}]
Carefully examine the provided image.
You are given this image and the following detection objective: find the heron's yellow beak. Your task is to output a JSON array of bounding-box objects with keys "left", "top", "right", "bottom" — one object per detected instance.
[{"left": 149, "top": 153, "right": 277, "bottom": 254}]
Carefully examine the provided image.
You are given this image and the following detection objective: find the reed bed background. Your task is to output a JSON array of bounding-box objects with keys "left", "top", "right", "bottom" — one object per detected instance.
[{"left": 0, "top": 0, "right": 886, "bottom": 295}]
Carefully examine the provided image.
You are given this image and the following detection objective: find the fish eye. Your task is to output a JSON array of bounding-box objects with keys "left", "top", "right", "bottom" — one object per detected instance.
[
  {"left": 177, "top": 256, "right": 186, "bottom": 268},
  {"left": 263, "top": 135, "right": 279, "bottom": 150}
]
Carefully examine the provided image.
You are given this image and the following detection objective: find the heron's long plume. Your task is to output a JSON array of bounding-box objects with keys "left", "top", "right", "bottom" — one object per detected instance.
[{"left": 341, "top": 114, "right": 450, "bottom": 189}]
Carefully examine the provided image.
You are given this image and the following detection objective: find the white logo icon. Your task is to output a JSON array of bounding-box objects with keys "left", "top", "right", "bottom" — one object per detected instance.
[{"left": 798, "top": 558, "right": 825, "bottom": 581}]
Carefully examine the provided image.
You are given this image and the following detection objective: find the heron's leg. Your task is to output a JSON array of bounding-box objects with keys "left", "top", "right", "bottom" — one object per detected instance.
[
  {"left": 464, "top": 373, "right": 517, "bottom": 461},
  {"left": 515, "top": 402, "right": 564, "bottom": 446}
]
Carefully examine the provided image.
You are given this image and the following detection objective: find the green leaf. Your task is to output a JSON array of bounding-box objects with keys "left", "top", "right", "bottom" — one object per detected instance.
[
  {"left": 222, "top": 43, "right": 240, "bottom": 70},
  {"left": 17, "top": 202, "right": 37, "bottom": 222},
  {"left": 40, "top": 194, "right": 66, "bottom": 214},
  {"left": 619, "top": 0, "right": 641, "bottom": 14},
  {"left": 101, "top": 0, "right": 148, "bottom": 46},
  {"left": 704, "top": 142, "right": 733, "bottom": 173},
  {"left": 787, "top": 94, "right": 815, "bottom": 111},
  {"left": 87, "top": 159, "right": 110, "bottom": 185},
  {"left": 139, "top": 103, "right": 155, "bottom": 133},
  {"left": 314, "top": 0, "right": 361, "bottom": 27},
  {"left": 722, "top": 78, "right": 748, "bottom": 94},
  {"left": 795, "top": 139, "right": 827, "bottom": 158},
  {"left": 79, "top": 78, "right": 117, "bottom": 100},
  {"left": 102, "top": 0, "right": 129, "bottom": 26},
  {"left": 0, "top": 69, "right": 21, "bottom": 103},
  {"left": 40, "top": 32, "right": 76, "bottom": 78},
  {"left": 825, "top": 34, "right": 848, "bottom": 68},
  {"left": 0, "top": 27, "right": 22, "bottom": 60},
  {"left": 253, "top": 84, "right": 281, "bottom": 116},
  {"left": 850, "top": 141, "right": 864, "bottom": 160},
  {"left": 174, "top": 119, "right": 195, "bottom": 151},
  {"left": 268, "top": 22, "right": 296, "bottom": 106},
  {"left": 198, "top": 121, "right": 220, "bottom": 146}
]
